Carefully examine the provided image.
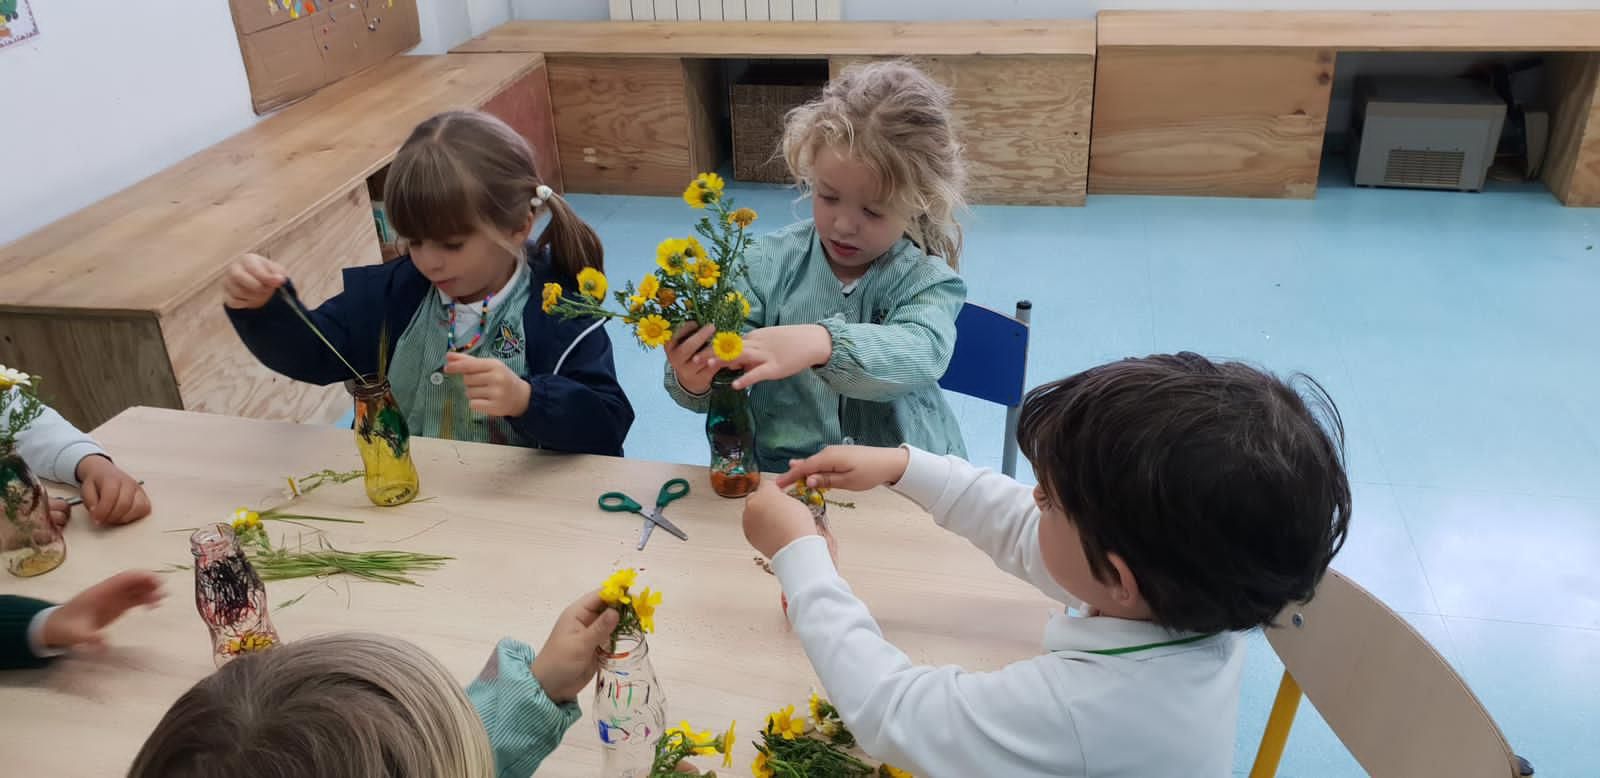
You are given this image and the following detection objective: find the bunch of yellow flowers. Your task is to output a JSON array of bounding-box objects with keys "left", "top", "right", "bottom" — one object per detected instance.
[
  {"left": 543, "top": 173, "right": 757, "bottom": 362},
  {"left": 750, "top": 694, "right": 915, "bottom": 778},
  {"left": 651, "top": 719, "right": 738, "bottom": 775},
  {"left": 599, "top": 567, "right": 663, "bottom": 645}
]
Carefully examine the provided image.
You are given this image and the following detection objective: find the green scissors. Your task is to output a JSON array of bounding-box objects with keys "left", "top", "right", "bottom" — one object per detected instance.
[{"left": 598, "top": 478, "right": 691, "bottom": 551}]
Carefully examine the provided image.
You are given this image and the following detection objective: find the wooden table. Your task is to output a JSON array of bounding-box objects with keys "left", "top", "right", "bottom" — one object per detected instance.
[
  {"left": 1089, "top": 10, "right": 1600, "bottom": 204},
  {"left": 0, "top": 408, "right": 1058, "bottom": 777},
  {"left": 455, "top": 20, "right": 1096, "bottom": 207},
  {"left": 0, "top": 52, "right": 560, "bottom": 434}
]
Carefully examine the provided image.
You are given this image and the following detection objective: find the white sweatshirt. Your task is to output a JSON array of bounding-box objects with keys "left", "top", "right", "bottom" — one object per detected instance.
[
  {"left": 1, "top": 392, "right": 105, "bottom": 485},
  {"left": 771, "top": 447, "right": 1245, "bottom": 778}
]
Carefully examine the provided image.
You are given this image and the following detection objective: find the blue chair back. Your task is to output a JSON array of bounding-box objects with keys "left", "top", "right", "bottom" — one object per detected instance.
[{"left": 940, "top": 302, "right": 1030, "bottom": 407}]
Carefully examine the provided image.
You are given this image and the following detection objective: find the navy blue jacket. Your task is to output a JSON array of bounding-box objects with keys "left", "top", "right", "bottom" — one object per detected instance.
[{"left": 226, "top": 247, "right": 633, "bottom": 457}]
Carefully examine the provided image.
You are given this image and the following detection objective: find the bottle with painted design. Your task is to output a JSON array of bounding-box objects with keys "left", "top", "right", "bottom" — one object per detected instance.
[
  {"left": 706, "top": 370, "right": 759, "bottom": 498},
  {"left": 350, "top": 376, "right": 419, "bottom": 506},
  {"left": 595, "top": 626, "right": 666, "bottom": 778},
  {"left": 191, "top": 523, "right": 279, "bottom": 667}
]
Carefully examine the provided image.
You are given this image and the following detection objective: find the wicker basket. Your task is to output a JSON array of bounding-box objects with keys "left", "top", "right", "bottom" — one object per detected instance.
[{"left": 732, "top": 78, "right": 823, "bottom": 183}]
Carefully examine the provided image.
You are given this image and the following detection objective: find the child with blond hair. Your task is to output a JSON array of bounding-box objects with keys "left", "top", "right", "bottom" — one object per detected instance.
[{"left": 666, "top": 61, "right": 968, "bottom": 472}]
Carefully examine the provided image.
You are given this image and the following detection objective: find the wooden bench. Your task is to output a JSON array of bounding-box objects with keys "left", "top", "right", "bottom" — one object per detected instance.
[
  {"left": 1089, "top": 11, "right": 1600, "bottom": 204},
  {"left": 455, "top": 20, "right": 1097, "bottom": 206},
  {"left": 0, "top": 53, "right": 558, "bottom": 432}
]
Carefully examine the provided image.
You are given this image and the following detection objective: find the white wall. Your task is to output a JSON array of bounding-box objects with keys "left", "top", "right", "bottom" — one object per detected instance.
[
  {"left": 513, "top": 0, "right": 1600, "bottom": 19},
  {"left": 2, "top": 0, "right": 472, "bottom": 246}
]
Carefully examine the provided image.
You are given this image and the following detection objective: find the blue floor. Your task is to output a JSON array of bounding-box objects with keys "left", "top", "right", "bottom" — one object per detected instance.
[{"left": 565, "top": 162, "right": 1599, "bottom": 775}]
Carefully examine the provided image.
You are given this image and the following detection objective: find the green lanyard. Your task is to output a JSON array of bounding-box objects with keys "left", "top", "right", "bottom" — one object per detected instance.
[{"left": 1083, "top": 633, "right": 1216, "bottom": 657}]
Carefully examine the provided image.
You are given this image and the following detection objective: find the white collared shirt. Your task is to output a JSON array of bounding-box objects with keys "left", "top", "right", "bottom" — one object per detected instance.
[{"left": 771, "top": 447, "right": 1245, "bottom": 777}]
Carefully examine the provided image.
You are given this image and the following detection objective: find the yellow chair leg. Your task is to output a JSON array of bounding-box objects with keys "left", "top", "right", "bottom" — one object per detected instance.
[{"left": 1248, "top": 670, "right": 1303, "bottom": 778}]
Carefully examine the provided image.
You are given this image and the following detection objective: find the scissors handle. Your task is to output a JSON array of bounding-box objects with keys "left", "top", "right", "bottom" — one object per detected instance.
[
  {"left": 598, "top": 492, "right": 643, "bottom": 513},
  {"left": 655, "top": 478, "right": 691, "bottom": 508}
]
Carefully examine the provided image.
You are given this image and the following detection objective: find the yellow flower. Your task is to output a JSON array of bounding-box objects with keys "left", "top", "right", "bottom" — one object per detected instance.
[
  {"left": 752, "top": 751, "right": 774, "bottom": 778},
  {"left": 712, "top": 331, "right": 743, "bottom": 362},
  {"left": 229, "top": 508, "right": 262, "bottom": 532},
  {"left": 657, "top": 238, "right": 689, "bottom": 274},
  {"left": 577, "top": 268, "right": 608, "bottom": 301},
  {"left": 634, "top": 586, "right": 662, "bottom": 633},
  {"left": 657, "top": 288, "right": 678, "bottom": 308},
  {"left": 541, "top": 282, "right": 562, "bottom": 314},
  {"left": 0, "top": 365, "right": 32, "bottom": 390},
  {"left": 765, "top": 705, "right": 806, "bottom": 741},
  {"left": 226, "top": 632, "right": 277, "bottom": 655},
  {"left": 721, "top": 720, "right": 738, "bottom": 767},
  {"left": 727, "top": 207, "right": 758, "bottom": 229},
  {"left": 726, "top": 291, "right": 751, "bottom": 319},
  {"left": 628, "top": 295, "right": 646, "bottom": 314},
  {"left": 683, "top": 172, "right": 725, "bottom": 208},
  {"left": 880, "top": 765, "right": 915, "bottom": 778},
  {"left": 638, "top": 274, "right": 661, "bottom": 300},
  {"left": 683, "top": 236, "right": 708, "bottom": 264},
  {"left": 636, "top": 315, "right": 673, "bottom": 349},
  {"left": 694, "top": 257, "right": 722, "bottom": 288},
  {"left": 809, "top": 692, "right": 824, "bottom": 725},
  {"left": 600, "top": 568, "right": 637, "bottom": 606}
]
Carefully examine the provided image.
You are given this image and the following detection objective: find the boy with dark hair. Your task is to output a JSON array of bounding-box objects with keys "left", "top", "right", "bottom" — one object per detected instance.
[{"left": 743, "top": 352, "right": 1352, "bottom": 777}]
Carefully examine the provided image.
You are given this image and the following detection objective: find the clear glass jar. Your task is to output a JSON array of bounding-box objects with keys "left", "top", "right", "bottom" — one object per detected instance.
[
  {"left": 706, "top": 370, "right": 759, "bottom": 498},
  {"left": 191, "top": 523, "right": 280, "bottom": 667},
  {"left": 0, "top": 450, "right": 65, "bottom": 577},
  {"left": 350, "top": 376, "right": 419, "bottom": 506},
  {"left": 594, "top": 627, "right": 667, "bottom": 778}
]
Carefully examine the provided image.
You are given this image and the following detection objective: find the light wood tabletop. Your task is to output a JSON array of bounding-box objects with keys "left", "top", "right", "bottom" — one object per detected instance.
[
  {"left": 454, "top": 20, "right": 1096, "bottom": 58},
  {"left": 0, "top": 407, "right": 1058, "bottom": 777},
  {"left": 0, "top": 52, "right": 543, "bottom": 317},
  {"left": 1096, "top": 10, "right": 1600, "bottom": 52}
]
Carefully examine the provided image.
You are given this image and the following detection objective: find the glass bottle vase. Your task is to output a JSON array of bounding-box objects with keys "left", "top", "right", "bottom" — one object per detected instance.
[
  {"left": 594, "top": 628, "right": 667, "bottom": 778},
  {"left": 191, "top": 523, "right": 280, "bottom": 667},
  {"left": 0, "top": 449, "right": 66, "bottom": 577},
  {"left": 350, "top": 376, "right": 420, "bottom": 506},
  {"left": 706, "top": 370, "right": 759, "bottom": 498}
]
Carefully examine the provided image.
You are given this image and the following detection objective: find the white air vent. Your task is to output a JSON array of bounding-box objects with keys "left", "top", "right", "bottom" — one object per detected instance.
[
  {"left": 1383, "top": 149, "right": 1466, "bottom": 189},
  {"left": 1349, "top": 76, "right": 1506, "bottom": 193}
]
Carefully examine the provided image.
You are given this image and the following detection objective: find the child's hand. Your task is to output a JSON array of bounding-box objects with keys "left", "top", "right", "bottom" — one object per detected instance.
[
  {"left": 666, "top": 323, "right": 719, "bottom": 395},
  {"left": 76, "top": 454, "right": 151, "bottom": 526},
  {"left": 444, "top": 353, "right": 532, "bottom": 417},
  {"left": 710, "top": 324, "right": 833, "bottom": 390},
  {"left": 222, "top": 253, "right": 288, "bottom": 309},
  {"left": 49, "top": 498, "right": 70, "bottom": 529},
  {"left": 743, "top": 478, "right": 821, "bottom": 559},
  {"left": 41, "top": 570, "right": 165, "bottom": 652},
  {"left": 776, "top": 445, "right": 911, "bottom": 492},
  {"left": 530, "top": 590, "right": 620, "bottom": 703}
]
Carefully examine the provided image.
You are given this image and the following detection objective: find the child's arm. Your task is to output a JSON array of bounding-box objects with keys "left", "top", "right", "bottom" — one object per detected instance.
[
  {"left": 467, "top": 593, "right": 618, "bottom": 778},
  {"left": 892, "top": 447, "right": 1083, "bottom": 607},
  {"left": 781, "top": 445, "right": 1083, "bottom": 607},
  {"left": 223, "top": 255, "right": 387, "bottom": 385},
  {"left": 746, "top": 491, "right": 1082, "bottom": 777},
  {"left": 516, "top": 313, "right": 634, "bottom": 455},
  {"left": 813, "top": 270, "right": 964, "bottom": 401},
  {"left": 1, "top": 571, "right": 164, "bottom": 671},
  {"left": 6, "top": 395, "right": 105, "bottom": 485}
]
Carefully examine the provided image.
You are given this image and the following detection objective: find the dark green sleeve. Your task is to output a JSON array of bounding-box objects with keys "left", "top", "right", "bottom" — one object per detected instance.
[{"left": 0, "top": 595, "right": 56, "bottom": 670}]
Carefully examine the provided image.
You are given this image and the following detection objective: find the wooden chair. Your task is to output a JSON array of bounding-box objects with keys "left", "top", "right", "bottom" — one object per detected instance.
[{"left": 1248, "top": 569, "right": 1535, "bottom": 778}]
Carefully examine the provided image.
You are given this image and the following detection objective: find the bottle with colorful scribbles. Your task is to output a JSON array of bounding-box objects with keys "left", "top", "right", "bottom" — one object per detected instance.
[
  {"left": 191, "top": 523, "right": 280, "bottom": 667},
  {"left": 0, "top": 451, "right": 66, "bottom": 578},
  {"left": 350, "top": 376, "right": 419, "bottom": 507},
  {"left": 595, "top": 626, "right": 666, "bottom": 777},
  {"left": 706, "top": 370, "right": 760, "bottom": 498}
]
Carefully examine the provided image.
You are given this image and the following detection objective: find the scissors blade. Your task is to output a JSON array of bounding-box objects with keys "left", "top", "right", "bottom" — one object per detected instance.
[
  {"left": 643, "top": 508, "right": 688, "bottom": 542},
  {"left": 637, "top": 519, "right": 655, "bottom": 551}
]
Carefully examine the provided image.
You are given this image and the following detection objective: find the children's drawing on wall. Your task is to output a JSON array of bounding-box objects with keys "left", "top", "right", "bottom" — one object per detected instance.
[
  {"left": 0, "top": 0, "right": 40, "bottom": 49},
  {"left": 269, "top": 0, "right": 318, "bottom": 21}
]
